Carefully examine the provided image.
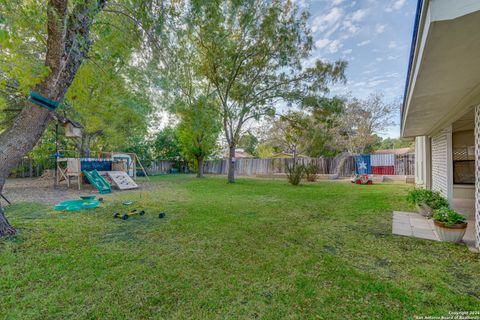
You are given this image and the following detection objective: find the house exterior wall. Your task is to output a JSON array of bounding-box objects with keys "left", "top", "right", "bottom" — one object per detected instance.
[{"left": 431, "top": 128, "right": 453, "bottom": 202}]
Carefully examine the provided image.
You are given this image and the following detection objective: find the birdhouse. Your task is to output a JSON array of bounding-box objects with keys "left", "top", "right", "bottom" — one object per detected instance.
[{"left": 62, "top": 119, "right": 82, "bottom": 138}]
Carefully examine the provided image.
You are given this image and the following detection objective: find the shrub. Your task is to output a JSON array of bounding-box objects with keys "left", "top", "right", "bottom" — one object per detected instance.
[
  {"left": 304, "top": 163, "right": 318, "bottom": 182},
  {"left": 406, "top": 188, "right": 448, "bottom": 209},
  {"left": 286, "top": 164, "right": 305, "bottom": 186},
  {"left": 432, "top": 207, "right": 466, "bottom": 226}
]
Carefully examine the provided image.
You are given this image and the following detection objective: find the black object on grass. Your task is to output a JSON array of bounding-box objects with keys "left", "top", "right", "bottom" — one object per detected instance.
[{"left": 159, "top": 212, "right": 166, "bottom": 219}]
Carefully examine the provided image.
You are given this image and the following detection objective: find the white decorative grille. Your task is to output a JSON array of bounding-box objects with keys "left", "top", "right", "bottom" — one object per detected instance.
[
  {"left": 431, "top": 133, "right": 448, "bottom": 198},
  {"left": 474, "top": 105, "right": 480, "bottom": 249}
]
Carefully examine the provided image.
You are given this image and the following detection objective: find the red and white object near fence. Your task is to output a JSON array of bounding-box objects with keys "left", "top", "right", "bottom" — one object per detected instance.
[{"left": 370, "top": 154, "right": 395, "bottom": 175}]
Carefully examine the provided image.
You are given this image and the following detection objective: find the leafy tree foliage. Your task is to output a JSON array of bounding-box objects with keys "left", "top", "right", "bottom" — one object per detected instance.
[
  {"left": 159, "top": 23, "right": 222, "bottom": 177},
  {"left": 333, "top": 92, "right": 398, "bottom": 154},
  {"left": 176, "top": 96, "right": 221, "bottom": 177},
  {"left": 152, "top": 127, "right": 182, "bottom": 161},
  {"left": 184, "top": 0, "right": 346, "bottom": 182},
  {"left": 238, "top": 132, "right": 258, "bottom": 157},
  {"left": 0, "top": 0, "right": 165, "bottom": 235},
  {"left": 372, "top": 136, "right": 413, "bottom": 151}
]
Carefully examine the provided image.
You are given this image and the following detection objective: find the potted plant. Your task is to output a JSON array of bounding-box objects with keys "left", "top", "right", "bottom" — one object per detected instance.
[
  {"left": 431, "top": 207, "right": 468, "bottom": 243},
  {"left": 406, "top": 189, "right": 449, "bottom": 217}
]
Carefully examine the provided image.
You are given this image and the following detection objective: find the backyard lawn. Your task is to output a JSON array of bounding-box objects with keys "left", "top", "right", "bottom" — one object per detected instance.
[{"left": 1, "top": 176, "right": 479, "bottom": 319}]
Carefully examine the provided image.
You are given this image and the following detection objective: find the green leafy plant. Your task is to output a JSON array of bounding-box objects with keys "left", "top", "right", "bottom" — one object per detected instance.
[
  {"left": 304, "top": 163, "right": 318, "bottom": 182},
  {"left": 286, "top": 164, "right": 305, "bottom": 186},
  {"left": 432, "top": 207, "right": 467, "bottom": 227},
  {"left": 406, "top": 189, "right": 448, "bottom": 209}
]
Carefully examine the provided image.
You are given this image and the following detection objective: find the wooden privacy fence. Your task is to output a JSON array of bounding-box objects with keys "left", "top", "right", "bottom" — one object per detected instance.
[
  {"left": 145, "top": 154, "right": 415, "bottom": 177},
  {"left": 144, "top": 160, "right": 174, "bottom": 175},
  {"left": 394, "top": 154, "right": 415, "bottom": 175},
  {"left": 201, "top": 156, "right": 356, "bottom": 176},
  {"left": 11, "top": 153, "right": 414, "bottom": 178}
]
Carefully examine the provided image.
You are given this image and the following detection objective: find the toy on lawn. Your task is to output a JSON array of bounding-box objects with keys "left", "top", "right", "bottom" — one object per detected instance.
[
  {"left": 54, "top": 195, "right": 99, "bottom": 211},
  {"left": 351, "top": 174, "right": 373, "bottom": 185},
  {"left": 159, "top": 212, "right": 166, "bottom": 219},
  {"left": 113, "top": 209, "right": 145, "bottom": 220}
]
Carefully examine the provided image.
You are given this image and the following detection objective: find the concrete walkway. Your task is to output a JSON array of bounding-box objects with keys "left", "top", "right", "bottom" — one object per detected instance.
[{"left": 392, "top": 211, "right": 478, "bottom": 252}]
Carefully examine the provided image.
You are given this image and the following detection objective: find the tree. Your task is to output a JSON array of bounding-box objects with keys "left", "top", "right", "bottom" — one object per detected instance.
[
  {"left": 334, "top": 92, "right": 398, "bottom": 154},
  {"left": 152, "top": 127, "right": 182, "bottom": 161},
  {"left": 159, "top": 23, "right": 221, "bottom": 178},
  {"left": 268, "top": 111, "right": 310, "bottom": 161},
  {"left": 0, "top": 0, "right": 164, "bottom": 235},
  {"left": 238, "top": 132, "right": 258, "bottom": 157},
  {"left": 373, "top": 136, "right": 413, "bottom": 151},
  {"left": 176, "top": 96, "right": 221, "bottom": 177},
  {"left": 260, "top": 96, "right": 345, "bottom": 159},
  {"left": 0, "top": 0, "right": 109, "bottom": 235},
  {"left": 188, "top": 0, "right": 346, "bottom": 183},
  {"left": 65, "top": 60, "right": 152, "bottom": 157},
  {"left": 299, "top": 96, "right": 345, "bottom": 157}
]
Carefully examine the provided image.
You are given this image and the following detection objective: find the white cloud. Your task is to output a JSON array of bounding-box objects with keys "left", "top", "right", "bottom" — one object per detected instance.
[
  {"left": 342, "top": 48, "right": 353, "bottom": 54},
  {"left": 388, "top": 41, "right": 397, "bottom": 49},
  {"left": 315, "top": 38, "right": 331, "bottom": 49},
  {"left": 367, "top": 79, "right": 388, "bottom": 87},
  {"left": 385, "top": 0, "right": 407, "bottom": 12},
  {"left": 351, "top": 9, "right": 368, "bottom": 22},
  {"left": 311, "top": 7, "right": 344, "bottom": 37},
  {"left": 384, "top": 72, "right": 400, "bottom": 78},
  {"left": 375, "top": 24, "right": 387, "bottom": 34},
  {"left": 314, "top": 38, "right": 343, "bottom": 54},
  {"left": 387, "top": 55, "right": 399, "bottom": 60},
  {"left": 328, "top": 39, "right": 343, "bottom": 53},
  {"left": 342, "top": 20, "right": 359, "bottom": 34},
  {"left": 357, "top": 40, "right": 371, "bottom": 46},
  {"left": 332, "top": 0, "right": 345, "bottom": 5},
  {"left": 376, "top": 57, "right": 384, "bottom": 62}
]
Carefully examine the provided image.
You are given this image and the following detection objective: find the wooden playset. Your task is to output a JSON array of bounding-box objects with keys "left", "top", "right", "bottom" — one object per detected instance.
[{"left": 56, "top": 152, "right": 148, "bottom": 192}]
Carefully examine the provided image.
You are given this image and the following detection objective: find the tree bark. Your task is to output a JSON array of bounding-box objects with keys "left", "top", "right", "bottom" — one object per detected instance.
[
  {"left": 227, "top": 144, "right": 235, "bottom": 183},
  {"left": 0, "top": 0, "right": 106, "bottom": 236},
  {"left": 197, "top": 156, "right": 204, "bottom": 178},
  {"left": 0, "top": 207, "right": 15, "bottom": 236}
]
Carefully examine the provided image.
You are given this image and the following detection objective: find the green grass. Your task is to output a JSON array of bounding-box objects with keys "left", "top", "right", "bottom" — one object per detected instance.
[{"left": 1, "top": 176, "right": 479, "bottom": 319}]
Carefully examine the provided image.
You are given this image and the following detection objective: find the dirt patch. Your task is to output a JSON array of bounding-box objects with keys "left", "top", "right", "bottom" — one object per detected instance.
[{"left": 2, "top": 177, "right": 150, "bottom": 205}]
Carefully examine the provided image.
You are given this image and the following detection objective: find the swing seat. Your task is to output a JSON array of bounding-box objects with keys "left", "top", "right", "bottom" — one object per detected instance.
[{"left": 29, "top": 91, "right": 59, "bottom": 110}]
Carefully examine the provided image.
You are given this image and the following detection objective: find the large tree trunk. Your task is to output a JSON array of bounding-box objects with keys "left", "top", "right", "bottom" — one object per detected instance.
[
  {"left": 0, "top": 207, "right": 15, "bottom": 236},
  {"left": 197, "top": 156, "right": 204, "bottom": 178},
  {"left": 0, "top": 0, "right": 106, "bottom": 236},
  {"left": 227, "top": 144, "right": 235, "bottom": 183}
]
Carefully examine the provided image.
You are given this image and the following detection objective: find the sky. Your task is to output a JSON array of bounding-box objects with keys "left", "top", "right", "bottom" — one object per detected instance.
[{"left": 302, "top": 0, "right": 417, "bottom": 138}]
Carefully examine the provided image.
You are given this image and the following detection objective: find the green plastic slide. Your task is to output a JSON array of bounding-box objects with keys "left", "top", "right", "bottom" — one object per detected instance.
[{"left": 82, "top": 170, "right": 112, "bottom": 194}]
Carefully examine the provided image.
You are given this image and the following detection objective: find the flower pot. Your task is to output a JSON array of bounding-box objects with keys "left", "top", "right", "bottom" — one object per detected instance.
[
  {"left": 433, "top": 220, "right": 468, "bottom": 243},
  {"left": 415, "top": 202, "right": 432, "bottom": 217}
]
